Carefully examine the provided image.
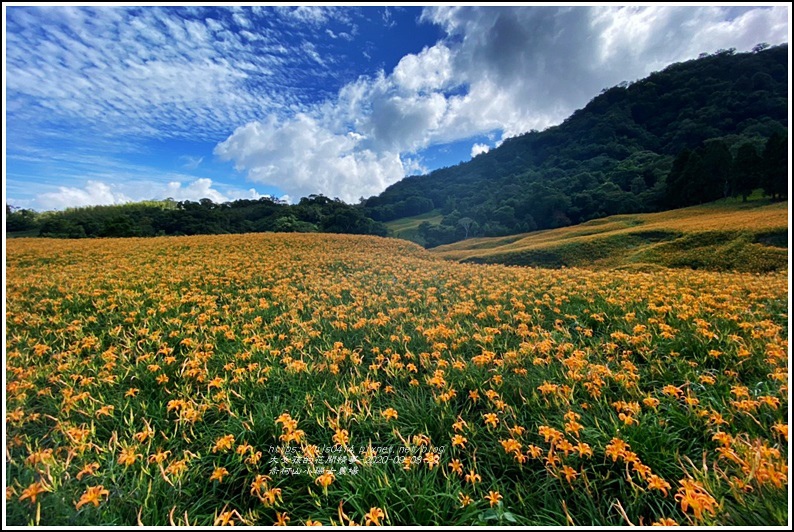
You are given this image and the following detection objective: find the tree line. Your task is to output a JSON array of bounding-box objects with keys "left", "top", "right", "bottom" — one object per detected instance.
[
  {"left": 6, "top": 195, "right": 387, "bottom": 239},
  {"left": 665, "top": 132, "right": 786, "bottom": 207}
]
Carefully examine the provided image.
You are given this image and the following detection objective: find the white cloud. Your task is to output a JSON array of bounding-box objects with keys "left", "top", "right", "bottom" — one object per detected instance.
[
  {"left": 392, "top": 44, "right": 455, "bottom": 93},
  {"left": 30, "top": 177, "right": 268, "bottom": 210},
  {"left": 4, "top": 7, "right": 336, "bottom": 139},
  {"left": 301, "top": 41, "right": 325, "bottom": 65},
  {"left": 37, "top": 181, "right": 132, "bottom": 210},
  {"left": 366, "top": 91, "right": 449, "bottom": 152},
  {"left": 382, "top": 7, "right": 396, "bottom": 29},
  {"left": 215, "top": 115, "right": 407, "bottom": 202},
  {"left": 166, "top": 178, "right": 229, "bottom": 203},
  {"left": 592, "top": 6, "right": 790, "bottom": 71},
  {"left": 471, "top": 143, "right": 489, "bottom": 158},
  {"left": 273, "top": 6, "right": 350, "bottom": 27},
  {"left": 232, "top": 11, "right": 251, "bottom": 29},
  {"left": 180, "top": 155, "right": 204, "bottom": 170}
]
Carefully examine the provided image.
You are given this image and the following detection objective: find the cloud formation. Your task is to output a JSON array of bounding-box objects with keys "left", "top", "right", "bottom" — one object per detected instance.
[
  {"left": 37, "top": 181, "right": 133, "bottom": 211},
  {"left": 33, "top": 177, "right": 264, "bottom": 211},
  {"left": 471, "top": 143, "right": 490, "bottom": 158},
  {"left": 215, "top": 115, "right": 405, "bottom": 201},
  {"left": 217, "top": 6, "right": 788, "bottom": 202},
  {"left": 180, "top": 155, "right": 204, "bottom": 170},
  {"left": 6, "top": 6, "right": 789, "bottom": 207},
  {"left": 5, "top": 6, "right": 357, "bottom": 140}
]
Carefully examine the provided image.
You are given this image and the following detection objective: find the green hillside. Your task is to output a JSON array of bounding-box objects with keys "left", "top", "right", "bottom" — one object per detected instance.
[
  {"left": 432, "top": 198, "right": 788, "bottom": 273},
  {"left": 384, "top": 210, "right": 444, "bottom": 244}
]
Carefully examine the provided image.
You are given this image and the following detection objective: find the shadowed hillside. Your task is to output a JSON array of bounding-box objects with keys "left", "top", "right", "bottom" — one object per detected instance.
[{"left": 432, "top": 198, "right": 788, "bottom": 273}]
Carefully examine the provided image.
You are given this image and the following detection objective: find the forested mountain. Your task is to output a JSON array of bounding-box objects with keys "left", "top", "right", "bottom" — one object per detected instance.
[{"left": 365, "top": 44, "right": 788, "bottom": 247}]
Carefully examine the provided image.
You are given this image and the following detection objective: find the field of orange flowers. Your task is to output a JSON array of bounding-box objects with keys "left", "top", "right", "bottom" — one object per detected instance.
[{"left": 5, "top": 233, "right": 788, "bottom": 525}]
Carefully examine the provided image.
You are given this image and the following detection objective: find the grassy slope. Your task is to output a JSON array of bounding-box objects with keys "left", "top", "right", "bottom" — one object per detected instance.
[
  {"left": 432, "top": 199, "right": 789, "bottom": 273},
  {"left": 384, "top": 209, "right": 444, "bottom": 245}
]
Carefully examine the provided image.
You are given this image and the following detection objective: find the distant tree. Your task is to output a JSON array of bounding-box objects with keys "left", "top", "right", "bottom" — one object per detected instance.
[
  {"left": 458, "top": 217, "right": 475, "bottom": 239},
  {"left": 402, "top": 196, "right": 434, "bottom": 217},
  {"left": 761, "top": 132, "right": 787, "bottom": 199},
  {"left": 39, "top": 218, "right": 86, "bottom": 238},
  {"left": 751, "top": 72, "right": 775, "bottom": 91},
  {"left": 441, "top": 209, "right": 461, "bottom": 227},
  {"left": 273, "top": 214, "right": 316, "bottom": 233},
  {"left": 493, "top": 205, "right": 518, "bottom": 226},
  {"left": 6, "top": 206, "right": 40, "bottom": 232},
  {"left": 100, "top": 215, "right": 138, "bottom": 237},
  {"left": 418, "top": 222, "right": 458, "bottom": 247},
  {"left": 299, "top": 194, "right": 333, "bottom": 206},
  {"left": 732, "top": 75, "right": 753, "bottom": 92},
  {"left": 700, "top": 140, "right": 733, "bottom": 198},
  {"left": 665, "top": 148, "right": 692, "bottom": 208},
  {"left": 731, "top": 143, "right": 762, "bottom": 201},
  {"left": 628, "top": 175, "right": 647, "bottom": 195},
  {"left": 682, "top": 148, "right": 722, "bottom": 205}
]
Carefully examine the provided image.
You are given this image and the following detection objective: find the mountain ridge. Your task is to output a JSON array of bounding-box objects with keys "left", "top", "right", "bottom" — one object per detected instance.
[{"left": 366, "top": 43, "right": 789, "bottom": 247}]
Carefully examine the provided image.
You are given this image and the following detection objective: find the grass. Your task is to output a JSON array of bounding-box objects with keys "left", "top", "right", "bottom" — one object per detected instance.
[
  {"left": 5, "top": 233, "right": 788, "bottom": 526},
  {"left": 6, "top": 230, "right": 40, "bottom": 238},
  {"left": 432, "top": 199, "right": 788, "bottom": 273},
  {"left": 385, "top": 210, "right": 444, "bottom": 245}
]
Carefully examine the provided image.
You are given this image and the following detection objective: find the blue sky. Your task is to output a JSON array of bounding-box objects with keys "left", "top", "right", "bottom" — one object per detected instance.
[{"left": 3, "top": 5, "right": 790, "bottom": 210}]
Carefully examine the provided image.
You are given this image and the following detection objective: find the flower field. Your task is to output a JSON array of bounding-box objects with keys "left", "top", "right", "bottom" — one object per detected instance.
[{"left": 5, "top": 233, "right": 788, "bottom": 526}]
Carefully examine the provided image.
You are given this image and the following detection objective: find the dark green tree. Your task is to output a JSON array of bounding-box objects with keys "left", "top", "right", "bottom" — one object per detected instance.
[
  {"left": 761, "top": 132, "right": 788, "bottom": 199},
  {"left": 665, "top": 148, "right": 692, "bottom": 208},
  {"left": 457, "top": 217, "right": 475, "bottom": 239},
  {"left": 6, "top": 206, "right": 40, "bottom": 232},
  {"left": 731, "top": 143, "right": 762, "bottom": 201},
  {"left": 700, "top": 140, "right": 733, "bottom": 198}
]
